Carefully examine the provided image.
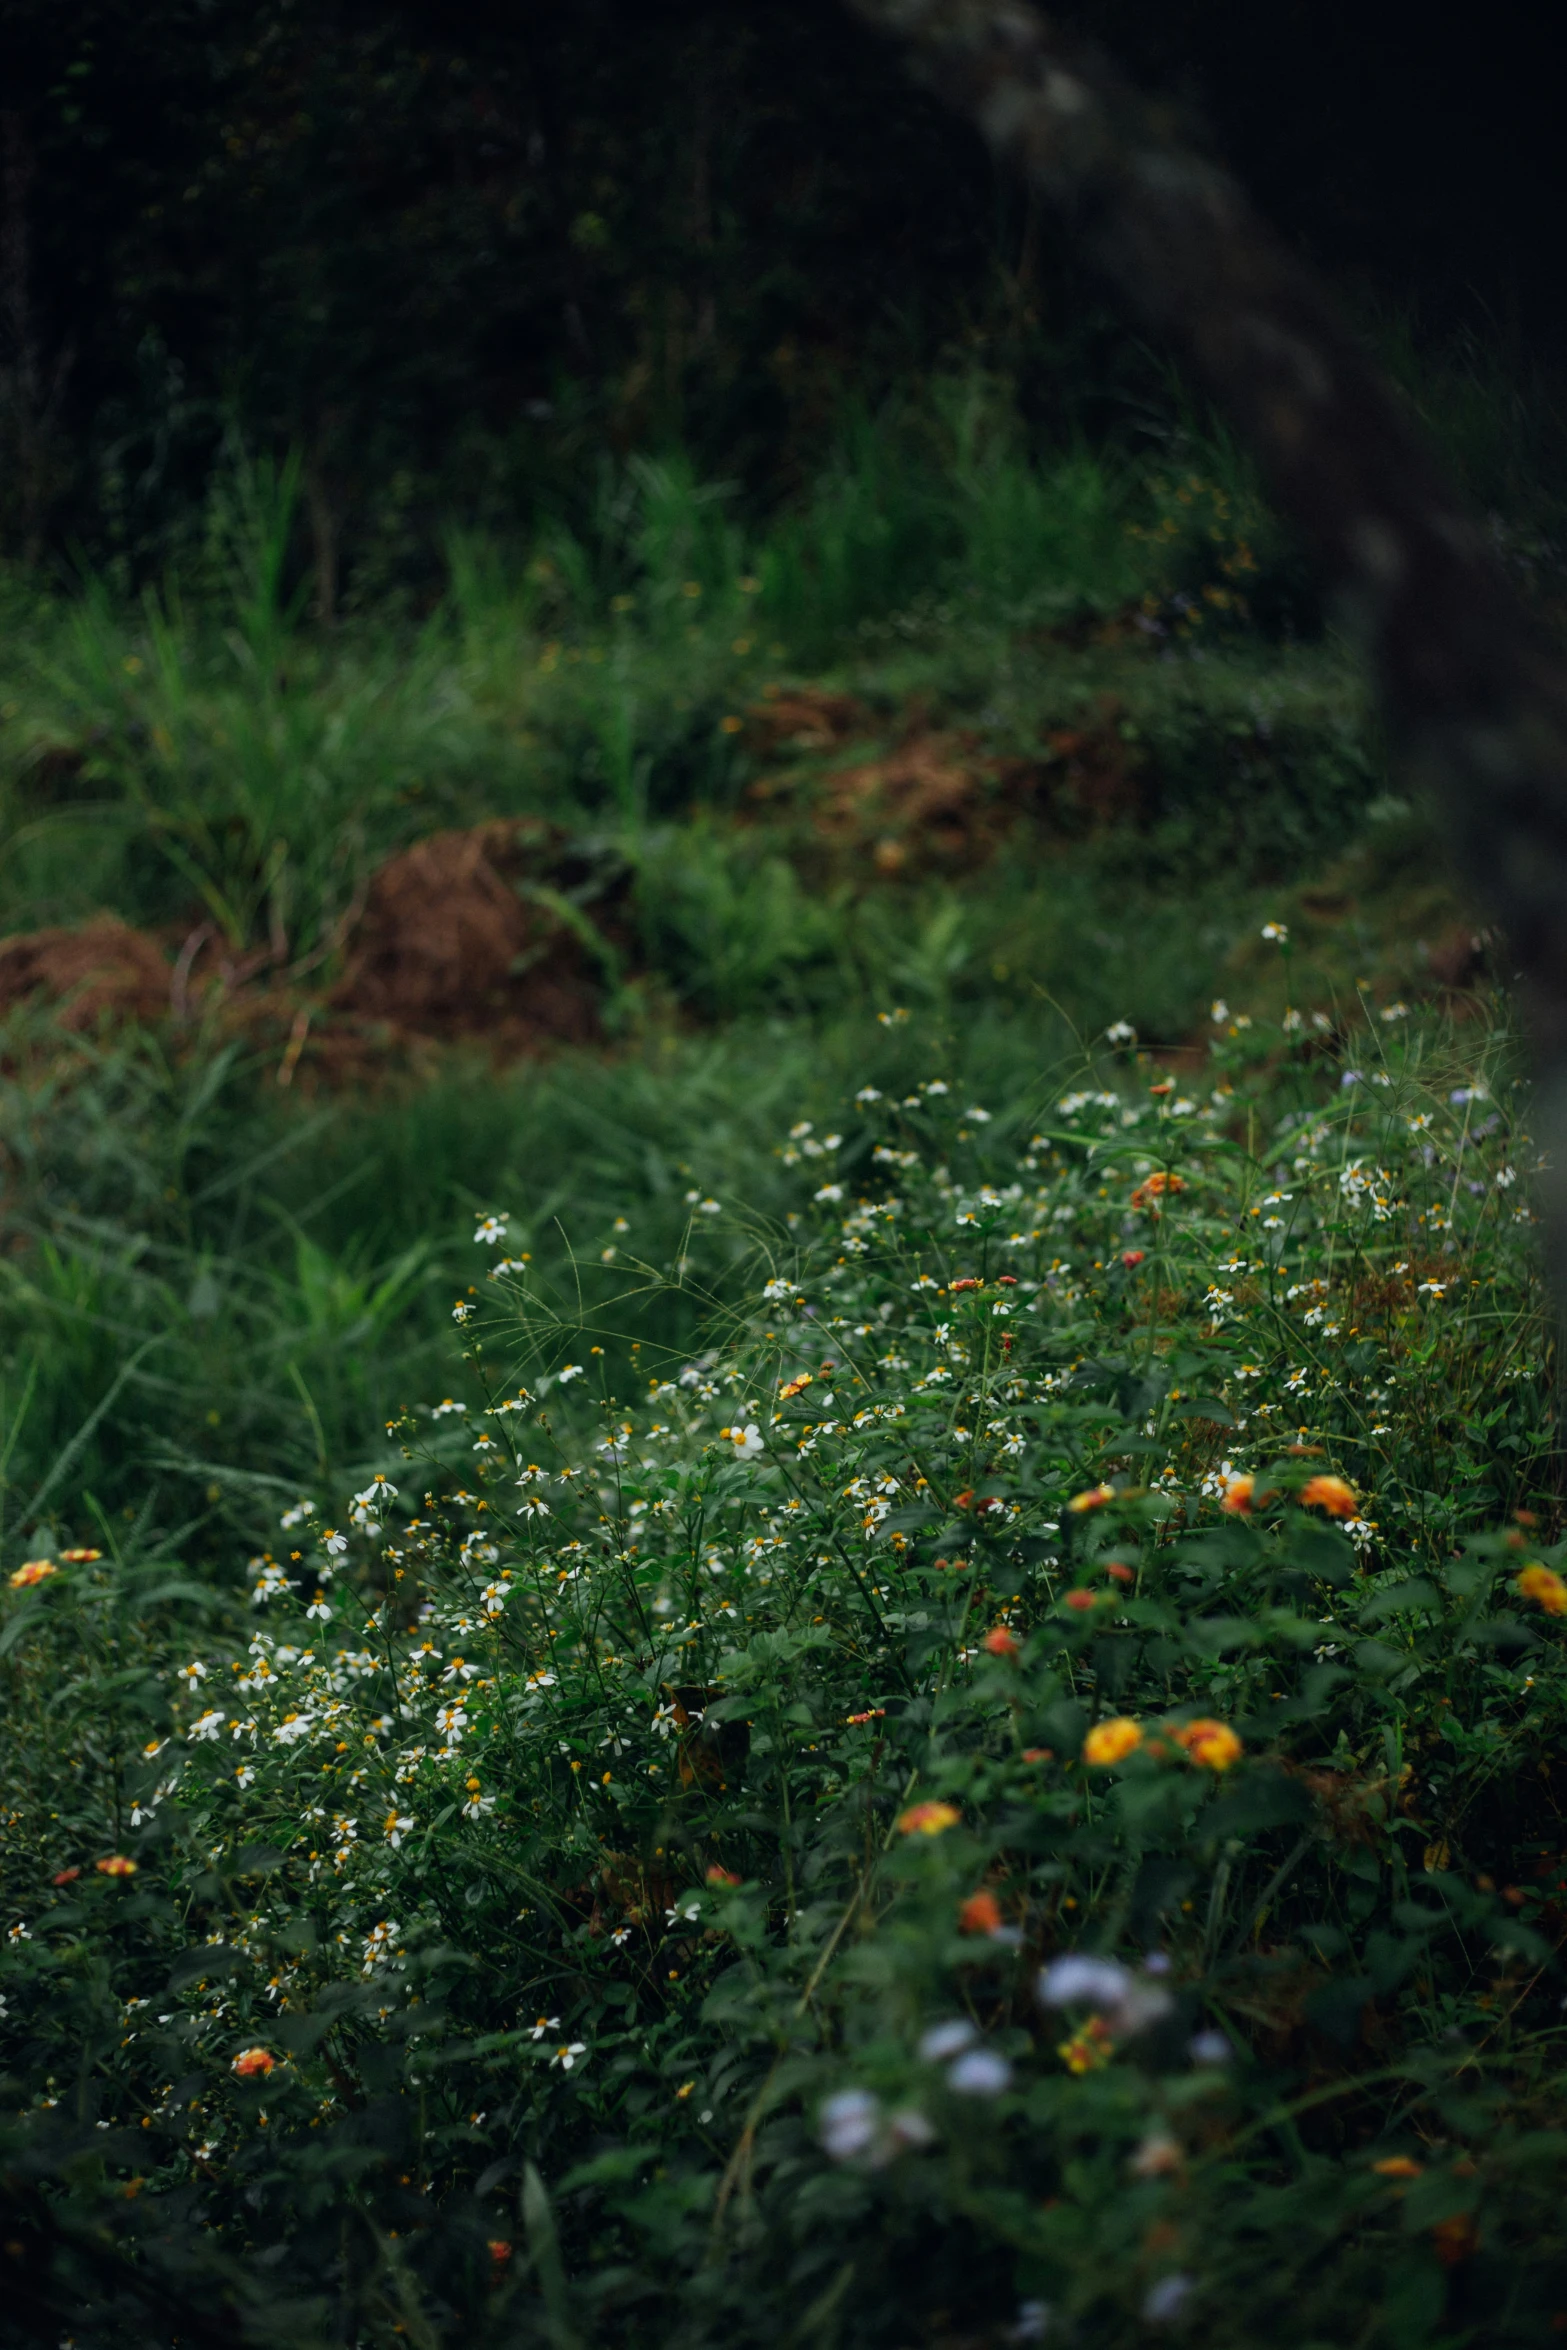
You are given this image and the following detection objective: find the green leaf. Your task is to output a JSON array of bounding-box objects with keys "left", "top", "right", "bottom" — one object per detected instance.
[
  {"left": 1203, "top": 1769, "right": 1313, "bottom": 1836},
  {"left": 232, "top": 1842, "right": 286, "bottom": 1876},
  {"left": 1183, "top": 1615, "right": 1263, "bottom": 1655},
  {"left": 1304, "top": 1974, "right": 1376, "bottom": 2043},
  {"left": 1359, "top": 1576, "right": 1440, "bottom": 1622},
  {"left": 1487, "top": 1916, "right": 1552, "bottom": 1963},
  {"left": 1465, "top": 1614, "right": 1533, "bottom": 1647},
  {"left": 1353, "top": 1638, "right": 1409, "bottom": 1678},
  {"left": 0, "top": 1604, "right": 45, "bottom": 1660},
  {"left": 1170, "top": 1396, "right": 1238, "bottom": 1428},
  {"left": 1287, "top": 1523, "right": 1357, "bottom": 1586},
  {"left": 134, "top": 1577, "right": 227, "bottom": 1610}
]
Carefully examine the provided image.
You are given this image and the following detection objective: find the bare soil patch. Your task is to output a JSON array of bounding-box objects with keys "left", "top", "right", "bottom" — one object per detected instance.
[
  {"left": 0, "top": 821, "right": 630, "bottom": 1083},
  {"left": 741, "top": 684, "right": 1142, "bottom": 872},
  {"left": 0, "top": 916, "right": 172, "bottom": 1029},
  {"left": 328, "top": 818, "right": 623, "bottom": 1047}
]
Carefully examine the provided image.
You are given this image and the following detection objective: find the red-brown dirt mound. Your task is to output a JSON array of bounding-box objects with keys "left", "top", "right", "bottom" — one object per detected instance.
[
  {"left": 0, "top": 823, "right": 631, "bottom": 1080},
  {"left": 0, "top": 916, "right": 171, "bottom": 1028},
  {"left": 328, "top": 818, "right": 622, "bottom": 1049},
  {"left": 743, "top": 687, "right": 874, "bottom": 756},
  {"left": 741, "top": 685, "right": 1142, "bottom": 873}
]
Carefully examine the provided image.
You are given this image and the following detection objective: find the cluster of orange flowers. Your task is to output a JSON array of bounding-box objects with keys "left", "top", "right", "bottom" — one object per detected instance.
[
  {"left": 1129, "top": 1171, "right": 1186, "bottom": 1213},
  {"left": 1222, "top": 1472, "right": 1358, "bottom": 1518},
  {"left": 1082, "top": 1716, "right": 1242, "bottom": 1772},
  {"left": 1067, "top": 1473, "right": 1360, "bottom": 1524},
  {"left": 8, "top": 1547, "right": 101, "bottom": 1590}
]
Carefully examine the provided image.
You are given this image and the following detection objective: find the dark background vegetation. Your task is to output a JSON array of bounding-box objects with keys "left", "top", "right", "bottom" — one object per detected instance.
[{"left": 4, "top": 0, "right": 1564, "bottom": 593}]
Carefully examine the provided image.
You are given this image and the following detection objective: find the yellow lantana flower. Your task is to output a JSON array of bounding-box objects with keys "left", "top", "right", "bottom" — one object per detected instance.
[
  {"left": 1517, "top": 1563, "right": 1567, "bottom": 1617},
  {"left": 1082, "top": 1718, "right": 1142, "bottom": 1767}
]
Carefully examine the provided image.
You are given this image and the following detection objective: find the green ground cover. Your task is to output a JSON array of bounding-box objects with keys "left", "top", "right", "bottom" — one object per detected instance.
[
  {"left": 2, "top": 377, "right": 1564, "bottom": 2344},
  {"left": 5, "top": 980, "right": 1566, "bottom": 2347}
]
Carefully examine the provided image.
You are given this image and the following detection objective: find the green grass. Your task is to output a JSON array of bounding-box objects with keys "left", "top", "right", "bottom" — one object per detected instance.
[
  {"left": 0, "top": 383, "right": 1350, "bottom": 954},
  {"left": 0, "top": 788, "right": 1458, "bottom": 1557}
]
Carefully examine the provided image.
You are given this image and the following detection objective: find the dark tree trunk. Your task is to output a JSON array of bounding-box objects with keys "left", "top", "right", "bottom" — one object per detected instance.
[{"left": 844, "top": 0, "right": 1567, "bottom": 1343}]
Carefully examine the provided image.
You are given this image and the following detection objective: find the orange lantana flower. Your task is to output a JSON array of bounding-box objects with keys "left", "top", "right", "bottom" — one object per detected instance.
[
  {"left": 9, "top": 1559, "right": 57, "bottom": 1589},
  {"left": 1066, "top": 1483, "right": 1115, "bottom": 1515},
  {"left": 981, "top": 1626, "right": 1020, "bottom": 1657},
  {"left": 1517, "top": 1563, "right": 1567, "bottom": 1617},
  {"left": 1130, "top": 1171, "right": 1186, "bottom": 1211},
  {"left": 1171, "top": 1718, "right": 1243, "bottom": 1772},
  {"left": 95, "top": 1855, "right": 137, "bottom": 1878},
  {"left": 1300, "top": 1473, "right": 1358, "bottom": 1518},
  {"left": 779, "top": 1373, "right": 813, "bottom": 1400},
  {"left": 1220, "top": 1475, "right": 1255, "bottom": 1515},
  {"left": 1432, "top": 2213, "right": 1479, "bottom": 2266},
  {"left": 958, "top": 1890, "right": 1004, "bottom": 1936},
  {"left": 232, "top": 2047, "right": 276, "bottom": 2079},
  {"left": 1082, "top": 1718, "right": 1142, "bottom": 1767},
  {"left": 897, "top": 1800, "right": 960, "bottom": 1837}
]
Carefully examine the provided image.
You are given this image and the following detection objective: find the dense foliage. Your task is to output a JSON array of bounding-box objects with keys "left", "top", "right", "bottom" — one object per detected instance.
[
  {"left": 0, "top": 406, "right": 1333, "bottom": 947},
  {"left": 4, "top": 0, "right": 1566, "bottom": 585},
  {"left": 5, "top": 974, "right": 1567, "bottom": 2345}
]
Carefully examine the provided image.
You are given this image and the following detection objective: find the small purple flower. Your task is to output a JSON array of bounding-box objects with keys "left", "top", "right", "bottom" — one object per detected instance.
[
  {"left": 819, "top": 2089, "right": 879, "bottom": 2161},
  {"left": 1038, "top": 1955, "right": 1131, "bottom": 2009},
  {"left": 1038, "top": 1953, "right": 1171, "bottom": 2036},
  {"left": 1142, "top": 2274, "right": 1194, "bottom": 2325},
  {"left": 946, "top": 2047, "right": 1012, "bottom": 2097},
  {"left": 919, "top": 2018, "right": 977, "bottom": 2063}
]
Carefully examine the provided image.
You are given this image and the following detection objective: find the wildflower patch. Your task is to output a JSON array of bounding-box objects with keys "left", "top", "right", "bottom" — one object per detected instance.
[{"left": 1, "top": 986, "right": 1562, "bottom": 2344}]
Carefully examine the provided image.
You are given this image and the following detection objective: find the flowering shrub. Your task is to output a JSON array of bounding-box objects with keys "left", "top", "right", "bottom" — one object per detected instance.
[{"left": 5, "top": 993, "right": 1567, "bottom": 2343}]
